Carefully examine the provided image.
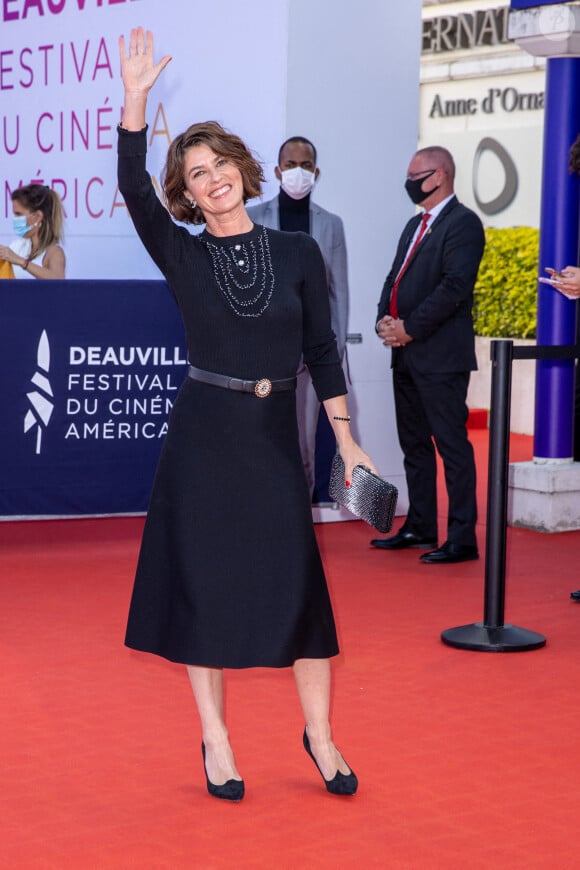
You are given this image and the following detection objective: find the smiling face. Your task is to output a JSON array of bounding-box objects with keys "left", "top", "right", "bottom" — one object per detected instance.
[{"left": 183, "top": 144, "right": 245, "bottom": 222}]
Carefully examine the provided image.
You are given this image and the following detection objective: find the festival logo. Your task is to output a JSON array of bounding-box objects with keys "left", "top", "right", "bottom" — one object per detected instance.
[{"left": 24, "top": 330, "right": 54, "bottom": 455}]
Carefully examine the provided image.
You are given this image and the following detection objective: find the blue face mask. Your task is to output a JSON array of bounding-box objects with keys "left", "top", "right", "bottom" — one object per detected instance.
[{"left": 13, "top": 215, "right": 30, "bottom": 237}]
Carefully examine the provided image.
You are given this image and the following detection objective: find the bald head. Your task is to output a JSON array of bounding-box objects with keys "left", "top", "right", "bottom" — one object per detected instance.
[{"left": 414, "top": 146, "right": 455, "bottom": 181}]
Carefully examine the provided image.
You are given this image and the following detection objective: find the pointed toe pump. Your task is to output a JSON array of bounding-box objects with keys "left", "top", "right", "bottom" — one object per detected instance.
[
  {"left": 201, "top": 742, "right": 245, "bottom": 802},
  {"left": 303, "top": 729, "right": 358, "bottom": 796}
]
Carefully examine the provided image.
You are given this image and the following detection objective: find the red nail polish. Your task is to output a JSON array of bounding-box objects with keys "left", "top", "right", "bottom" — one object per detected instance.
[{"left": 346, "top": 481, "right": 351, "bottom": 487}]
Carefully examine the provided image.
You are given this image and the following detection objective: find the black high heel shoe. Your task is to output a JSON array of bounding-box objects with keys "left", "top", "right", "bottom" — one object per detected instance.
[
  {"left": 201, "top": 742, "right": 245, "bottom": 802},
  {"left": 302, "top": 729, "right": 358, "bottom": 796}
]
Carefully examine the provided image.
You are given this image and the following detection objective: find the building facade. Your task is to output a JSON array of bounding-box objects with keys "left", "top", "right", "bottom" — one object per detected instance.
[{"left": 421, "top": 0, "right": 546, "bottom": 228}]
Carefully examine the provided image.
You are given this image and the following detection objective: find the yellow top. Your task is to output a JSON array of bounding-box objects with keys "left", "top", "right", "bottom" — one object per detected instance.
[{"left": 0, "top": 258, "right": 15, "bottom": 279}]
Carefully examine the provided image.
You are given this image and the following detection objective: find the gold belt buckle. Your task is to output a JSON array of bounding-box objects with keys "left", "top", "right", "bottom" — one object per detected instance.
[{"left": 254, "top": 378, "right": 272, "bottom": 398}]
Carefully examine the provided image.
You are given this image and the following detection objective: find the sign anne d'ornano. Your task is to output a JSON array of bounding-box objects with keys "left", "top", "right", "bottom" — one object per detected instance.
[{"left": 429, "top": 85, "right": 544, "bottom": 119}]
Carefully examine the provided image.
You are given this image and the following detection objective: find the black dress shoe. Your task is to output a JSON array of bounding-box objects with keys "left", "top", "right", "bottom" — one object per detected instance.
[
  {"left": 201, "top": 742, "right": 245, "bottom": 802},
  {"left": 571, "top": 590, "right": 580, "bottom": 601},
  {"left": 371, "top": 530, "right": 438, "bottom": 550},
  {"left": 303, "top": 730, "right": 358, "bottom": 796},
  {"left": 419, "top": 541, "right": 479, "bottom": 564}
]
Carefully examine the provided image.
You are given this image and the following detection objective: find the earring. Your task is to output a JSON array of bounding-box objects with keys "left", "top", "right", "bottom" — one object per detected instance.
[{"left": 190, "top": 199, "right": 197, "bottom": 209}]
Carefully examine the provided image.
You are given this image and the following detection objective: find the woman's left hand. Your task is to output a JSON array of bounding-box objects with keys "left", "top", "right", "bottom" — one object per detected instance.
[{"left": 339, "top": 442, "right": 379, "bottom": 485}]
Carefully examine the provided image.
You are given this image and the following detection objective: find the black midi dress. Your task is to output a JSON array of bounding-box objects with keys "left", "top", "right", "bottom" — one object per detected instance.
[{"left": 119, "top": 129, "right": 347, "bottom": 669}]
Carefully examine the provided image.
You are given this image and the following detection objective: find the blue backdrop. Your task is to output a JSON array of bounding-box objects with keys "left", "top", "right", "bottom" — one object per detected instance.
[{"left": 0, "top": 280, "right": 188, "bottom": 518}]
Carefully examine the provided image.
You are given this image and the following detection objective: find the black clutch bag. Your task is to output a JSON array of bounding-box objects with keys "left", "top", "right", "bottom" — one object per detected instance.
[{"left": 328, "top": 454, "right": 398, "bottom": 533}]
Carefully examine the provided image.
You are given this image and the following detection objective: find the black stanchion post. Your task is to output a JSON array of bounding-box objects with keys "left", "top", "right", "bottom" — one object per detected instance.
[
  {"left": 483, "top": 338, "right": 512, "bottom": 628},
  {"left": 441, "top": 340, "right": 546, "bottom": 652}
]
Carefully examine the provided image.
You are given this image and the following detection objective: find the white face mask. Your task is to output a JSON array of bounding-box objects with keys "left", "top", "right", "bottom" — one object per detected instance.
[{"left": 280, "top": 167, "right": 316, "bottom": 200}]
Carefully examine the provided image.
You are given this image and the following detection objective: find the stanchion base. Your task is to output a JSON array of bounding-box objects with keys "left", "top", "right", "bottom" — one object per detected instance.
[{"left": 441, "top": 622, "right": 546, "bottom": 652}]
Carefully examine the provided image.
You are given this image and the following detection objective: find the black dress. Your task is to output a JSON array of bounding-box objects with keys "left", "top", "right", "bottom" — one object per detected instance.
[{"left": 119, "top": 129, "right": 347, "bottom": 668}]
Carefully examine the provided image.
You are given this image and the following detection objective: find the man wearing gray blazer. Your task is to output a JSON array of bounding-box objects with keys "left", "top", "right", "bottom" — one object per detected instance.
[{"left": 247, "top": 136, "right": 349, "bottom": 497}]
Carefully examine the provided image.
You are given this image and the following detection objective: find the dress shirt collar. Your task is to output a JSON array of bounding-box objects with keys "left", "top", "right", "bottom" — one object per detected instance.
[{"left": 422, "top": 193, "right": 455, "bottom": 225}]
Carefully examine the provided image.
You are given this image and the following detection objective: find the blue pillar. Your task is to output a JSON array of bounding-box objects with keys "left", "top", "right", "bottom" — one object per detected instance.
[{"left": 534, "top": 58, "right": 580, "bottom": 460}]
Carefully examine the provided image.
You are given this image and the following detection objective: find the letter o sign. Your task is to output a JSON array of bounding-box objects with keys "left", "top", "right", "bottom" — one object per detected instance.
[{"left": 472, "top": 137, "right": 518, "bottom": 215}]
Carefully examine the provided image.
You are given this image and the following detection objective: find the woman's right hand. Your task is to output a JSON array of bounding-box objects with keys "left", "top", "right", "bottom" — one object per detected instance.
[
  {"left": 119, "top": 27, "right": 172, "bottom": 101},
  {"left": 0, "top": 244, "right": 18, "bottom": 265}
]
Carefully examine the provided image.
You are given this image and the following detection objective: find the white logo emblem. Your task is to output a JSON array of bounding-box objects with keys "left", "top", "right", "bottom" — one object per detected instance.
[
  {"left": 24, "top": 330, "right": 54, "bottom": 454},
  {"left": 538, "top": 6, "right": 575, "bottom": 42}
]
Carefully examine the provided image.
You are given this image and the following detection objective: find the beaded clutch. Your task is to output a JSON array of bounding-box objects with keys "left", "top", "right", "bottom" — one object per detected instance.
[{"left": 328, "top": 454, "right": 398, "bottom": 533}]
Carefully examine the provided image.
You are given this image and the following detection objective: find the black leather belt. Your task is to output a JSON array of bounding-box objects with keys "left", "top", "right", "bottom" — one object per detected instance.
[{"left": 188, "top": 365, "right": 297, "bottom": 398}]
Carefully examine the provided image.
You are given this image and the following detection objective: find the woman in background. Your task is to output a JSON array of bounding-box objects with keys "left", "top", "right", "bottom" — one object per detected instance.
[
  {"left": 0, "top": 184, "right": 65, "bottom": 279},
  {"left": 549, "top": 135, "right": 580, "bottom": 600}
]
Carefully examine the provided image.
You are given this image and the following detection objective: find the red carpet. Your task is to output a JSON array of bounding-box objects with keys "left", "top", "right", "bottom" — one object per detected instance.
[{"left": 2, "top": 430, "right": 579, "bottom": 869}]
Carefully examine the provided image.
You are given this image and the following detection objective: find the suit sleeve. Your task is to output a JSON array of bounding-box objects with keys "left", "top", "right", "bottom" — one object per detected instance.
[
  {"left": 326, "top": 215, "right": 349, "bottom": 360},
  {"left": 376, "top": 217, "right": 418, "bottom": 322},
  {"left": 377, "top": 266, "right": 396, "bottom": 323},
  {"left": 404, "top": 210, "right": 485, "bottom": 342}
]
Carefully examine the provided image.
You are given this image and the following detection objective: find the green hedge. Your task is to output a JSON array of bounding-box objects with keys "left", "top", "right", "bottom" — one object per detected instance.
[{"left": 473, "top": 226, "right": 538, "bottom": 339}]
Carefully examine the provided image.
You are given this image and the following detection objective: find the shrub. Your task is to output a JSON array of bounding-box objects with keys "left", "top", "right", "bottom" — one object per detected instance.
[{"left": 472, "top": 226, "right": 538, "bottom": 339}]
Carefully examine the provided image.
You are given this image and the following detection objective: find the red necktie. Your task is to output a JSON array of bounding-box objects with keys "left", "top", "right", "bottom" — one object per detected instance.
[{"left": 389, "top": 212, "right": 431, "bottom": 318}]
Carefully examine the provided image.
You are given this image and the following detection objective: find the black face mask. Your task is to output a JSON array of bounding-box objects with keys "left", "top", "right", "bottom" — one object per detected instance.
[{"left": 404, "top": 169, "right": 439, "bottom": 205}]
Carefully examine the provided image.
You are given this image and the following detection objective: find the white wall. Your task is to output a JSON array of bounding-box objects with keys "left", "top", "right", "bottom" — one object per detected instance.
[{"left": 285, "top": 0, "right": 423, "bottom": 509}]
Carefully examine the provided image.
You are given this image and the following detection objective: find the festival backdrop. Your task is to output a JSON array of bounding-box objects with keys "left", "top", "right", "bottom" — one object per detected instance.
[
  {"left": 0, "top": 0, "right": 288, "bottom": 278},
  {"left": 0, "top": 0, "right": 420, "bottom": 519},
  {"left": 0, "top": 0, "right": 290, "bottom": 517},
  {"left": 0, "top": 279, "right": 187, "bottom": 516}
]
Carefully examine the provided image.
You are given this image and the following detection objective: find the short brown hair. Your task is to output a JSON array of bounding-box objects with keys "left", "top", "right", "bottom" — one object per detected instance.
[{"left": 163, "top": 121, "right": 265, "bottom": 225}]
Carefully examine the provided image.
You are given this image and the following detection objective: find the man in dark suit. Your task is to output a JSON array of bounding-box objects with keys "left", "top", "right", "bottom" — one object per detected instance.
[{"left": 372, "top": 146, "right": 485, "bottom": 564}]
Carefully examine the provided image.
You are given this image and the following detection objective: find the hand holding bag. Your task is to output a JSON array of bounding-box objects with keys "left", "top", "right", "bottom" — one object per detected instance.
[{"left": 328, "top": 453, "right": 398, "bottom": 533}]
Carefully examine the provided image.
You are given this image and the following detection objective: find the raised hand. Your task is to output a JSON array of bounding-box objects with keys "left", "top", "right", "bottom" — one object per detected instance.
[{"left": 118, "top": 27, "right": 172, "bottom": 130}]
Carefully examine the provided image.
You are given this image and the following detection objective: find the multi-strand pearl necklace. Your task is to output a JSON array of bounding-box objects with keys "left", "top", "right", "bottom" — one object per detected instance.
[{"left": 201, "top": 226, "right": 275, "bottom": 317}]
